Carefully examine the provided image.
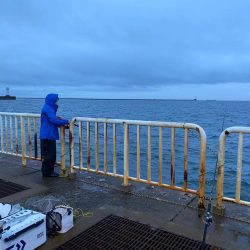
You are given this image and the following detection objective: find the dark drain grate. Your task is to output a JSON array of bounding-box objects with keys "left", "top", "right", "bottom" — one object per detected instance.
[
  {"left": 56, "top": 215, "right": 222, "bottom": 250},
  {"left": 0, "top": 179, "right": 28, "bottom": 199}
]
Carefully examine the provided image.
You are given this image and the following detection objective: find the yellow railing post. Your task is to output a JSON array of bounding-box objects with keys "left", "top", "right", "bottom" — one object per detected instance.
[
  {"left": 170, "top": 128, "right": 175, "bottom": 187},
  {"left": 87, "top": 121, "right": 90, "bottom": 170},
  {"left": 235, "top": 133, "right": 243, "bottom": 203},
  {"left": 15, "top": 116, "right": 19, "bottom": 155},
  {"left": 95, "top": 122, "right": 99, "bottom": 171},
  {"left": 10, "top": 116, "right": 13, "bottom": 153},
  {"left": 214, "top": 131, "right": 226, "bottom": 214},
  {"left": 33, "top": 117, "right": 38, "bottom": 159},
  {"left": 113, "top": 124, "right": 117, "bottom": 175},
  {"left": 197, "top": 127, "right": 206, "bottom": 209},
  {"left": 183, "top": 128, "right": 188, "bottom": 191},
  {"left": 60, "top": 126, "right": 66, "bottom": 176},
  {"left": 158, "top": 127, "right": 163, "bottom": 185},
  {"left": 21, "top": 116, "right": 26, "bottom": 167},
  {"left": 5, "top": 116, "right": 8, "bottom": 153},
  {"left": 28, "top": 117, "right": 32, "bottom": 157},
  {"left": 0, "top": 115, "right": 3, "bottom": 152},
  {"left": 69, "top": 120, "right": 74, "bottom": 173},
  {"left": 123, "top": 123, "right": 129, "bottom": 186},
  {"left": 79, "top": 121, "right": 83, "bottom": 170},
  {"left": 147, "top": 126, "right": 152, "bottom": 183},
  {"left": 136, "top": 125, "right": 140, "bottom": 180},
  {"left": 104, "top": 122, "right": 108, "bottom": 174}
]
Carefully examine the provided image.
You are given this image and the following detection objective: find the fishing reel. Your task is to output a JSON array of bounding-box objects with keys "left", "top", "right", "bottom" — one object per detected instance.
[
  {"left": 204, "top": 209, "right": 213, "bottom": 226},
  {"left": 200, "top": 203, "right": 213, "bottom": 250},
  {"left": 202, "top": 203, "right": 213, "bottom": 226}
]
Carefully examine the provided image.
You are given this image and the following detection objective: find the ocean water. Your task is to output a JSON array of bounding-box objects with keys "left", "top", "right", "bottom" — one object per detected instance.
[{"left": 1, "top": 98, "right": 250, "bottom": 201}]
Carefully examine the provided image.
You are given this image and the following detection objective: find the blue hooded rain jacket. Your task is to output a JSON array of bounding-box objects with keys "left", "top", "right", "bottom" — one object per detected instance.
[{"left": 40, "top": 94, "right": 69, "bottom": 140}]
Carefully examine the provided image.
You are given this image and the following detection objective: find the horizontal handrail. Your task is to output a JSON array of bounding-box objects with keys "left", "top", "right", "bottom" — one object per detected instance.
[
  {"left": 73, "top": 117, "right": 205, "bottom": 129},
  {"left": 0, "top": 112, "right": 40, "bottom": 118}
]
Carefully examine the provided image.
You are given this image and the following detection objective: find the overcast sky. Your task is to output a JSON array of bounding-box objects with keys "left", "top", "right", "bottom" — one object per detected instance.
[{"left": 0, "top": 0, "right": 250, "bottom": 100}]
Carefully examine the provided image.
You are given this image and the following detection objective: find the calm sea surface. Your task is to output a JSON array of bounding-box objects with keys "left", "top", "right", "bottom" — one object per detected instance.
[{"left": 1, "top": 98, "right": 250, "bottom": 201}]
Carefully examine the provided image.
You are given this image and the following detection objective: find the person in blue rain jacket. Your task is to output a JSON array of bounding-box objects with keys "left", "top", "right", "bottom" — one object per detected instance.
[{"left": 40, "top": 93, "right": 69, "bottom": 177}]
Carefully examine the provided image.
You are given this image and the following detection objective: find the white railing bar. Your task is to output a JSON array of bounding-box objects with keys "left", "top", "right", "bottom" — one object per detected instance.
[
  {"left": 72, "top": 117, "right": 204, "bottom": 130},
  {"left": 223, "top": 127, "right": 250, "bottom": 134},
  {"left": 0, "top": 112, "right": 40, "bottom": 118}
]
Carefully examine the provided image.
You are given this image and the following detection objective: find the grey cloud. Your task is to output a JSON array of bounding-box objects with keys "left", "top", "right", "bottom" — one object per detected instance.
[{"left": 1, "top": 0, "right": 250, "bottom": 95}]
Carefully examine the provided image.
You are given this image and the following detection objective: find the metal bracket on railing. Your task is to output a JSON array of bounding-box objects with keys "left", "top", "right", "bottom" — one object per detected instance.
[{"left": 212, "top": 204, "right": 225, "bottom": 216}]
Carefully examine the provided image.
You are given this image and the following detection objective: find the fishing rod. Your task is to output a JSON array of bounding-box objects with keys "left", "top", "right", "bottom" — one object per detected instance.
[{"left": 200, "top": 106, "right": 227, "bottom": 250}]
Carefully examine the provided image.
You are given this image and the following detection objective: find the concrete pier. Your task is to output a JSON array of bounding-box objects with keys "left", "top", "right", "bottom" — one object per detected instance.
[{"left": 0, "top": 153, "right": 249, "bottom": 250}]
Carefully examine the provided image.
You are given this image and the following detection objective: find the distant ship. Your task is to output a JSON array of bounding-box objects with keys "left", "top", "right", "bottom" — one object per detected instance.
[{"left": 0, "top": 88, "right": 16, "bottom": 100}]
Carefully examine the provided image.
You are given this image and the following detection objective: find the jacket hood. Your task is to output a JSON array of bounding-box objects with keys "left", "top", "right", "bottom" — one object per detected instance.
[{"left": 45, "top": 93, "right": 58, "bottom": 110}]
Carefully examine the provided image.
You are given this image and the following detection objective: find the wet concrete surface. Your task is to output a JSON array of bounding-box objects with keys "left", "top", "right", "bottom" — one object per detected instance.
[{"left": 0, "top": 153, "right": 249, "bottom": 250}]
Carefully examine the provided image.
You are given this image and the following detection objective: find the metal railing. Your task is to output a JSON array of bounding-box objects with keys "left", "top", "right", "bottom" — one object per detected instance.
[
  {"left": 0, "top": 112, "right": 207, "bottom": 208},
  {"left": 0, "top": 112, "right": 41, "bottom": 166},
  {"left": 0, "top": 112, "right": 67, "bottom": 172},
  {"left": 68, "top": 117, "right": 207, "bottom": 208},
  {"left": 216, "top": 127, "right": 250, "bottom": 211}
]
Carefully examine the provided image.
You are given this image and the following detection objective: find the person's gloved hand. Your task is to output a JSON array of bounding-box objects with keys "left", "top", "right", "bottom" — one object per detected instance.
[{"left": 64, "top": 124, "right": 70, "bottom": 129}]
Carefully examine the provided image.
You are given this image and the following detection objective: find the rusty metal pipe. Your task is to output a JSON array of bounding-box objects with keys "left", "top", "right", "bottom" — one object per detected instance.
[
  {"left": 79, "top": 121, "right": 83, "bottom": 170},
  {"left": 235, "top": 133, "right": 243, "bottom": 203},
  {"left": 123, "top": 123, "right": 129, "bottom": 186},
  {"left": 15, "top": 116, "right": 19, "bottom": 155},
  {"left": 95, "top": 122, "right": 99, "bottom": 171},
  {"left": 104, "top": 122, "right": 108, "bottom": 174},
  {"left": 21, "top": 117, "right": 26, "bottom": 167},
  {"left": 113, "top": 123, "right": 116, "bottom": 175},
  {"left": 158, "top": 127, "right": 163, "bottom": 185},
  {"left": 10, "top": 116, "right": 13, "bottom": 153},
  {"left": 34, "top": 117, "right": 37, "bottom": 159},
  {"left": 87, "top": 121, "right": 90, "bottom": 170},
  {"left": 60, "top": 126, "right": 66, "bottom": 176},
  {"left": 69, "top": 121, "right": 74, "bottom": 173},
  {"left": 183, "top": 128, "right": 188, "bottom": 191},
  {"left": 147, "top": 126, "right": 152, "bottom": 183},
  {"left": 28, "top": 117, "right": 32, "bottom": 157},
  {"left": 197, "top": 127, "right": 206, "bottom": 209},
  {"left": 170, "top": 128, "right": 175, "bottom": 187},
  {"left": 0, "top": 116, "right": 3, "bottom": 152},
  {"left": 136, "top": 125, "right": 140, "bottom": 180},
  {"left": 5, "top": 116, "right": 8, "bottom": 153}
]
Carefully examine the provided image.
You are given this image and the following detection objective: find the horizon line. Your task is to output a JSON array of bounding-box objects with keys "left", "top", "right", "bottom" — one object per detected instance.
[{"left": 13, "top": 97, "right": 250, "bottom": 101}]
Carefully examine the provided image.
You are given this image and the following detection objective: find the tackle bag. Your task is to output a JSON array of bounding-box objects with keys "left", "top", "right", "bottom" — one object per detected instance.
[{"left": 46, "top": 205, "right": 73, "bottom": 235}]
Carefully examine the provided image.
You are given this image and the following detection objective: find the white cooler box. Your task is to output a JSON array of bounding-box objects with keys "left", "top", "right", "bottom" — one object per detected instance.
[{"left": 0, "top": 209, "right": 46, "bottom": 250}]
